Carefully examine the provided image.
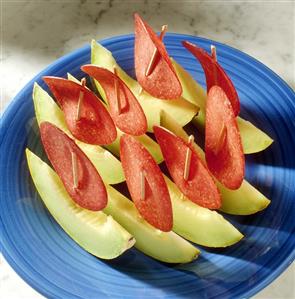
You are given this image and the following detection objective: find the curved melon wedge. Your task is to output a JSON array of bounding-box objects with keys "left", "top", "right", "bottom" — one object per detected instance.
[
  {"left": 33, "top": 83, "right": 125, "bottom": 184},
  {"left": 171, "top": 59, "right": 273, "bottom": 154},
  {"left": 26, "top": 149, "right": 134, "bottom": 259},
  {"left": 90, "top": 40, "right": 199, "bottom": 132},
  {"left": 104, "top": 185, "right": 200, "bottom": 263},
  {"left": 165, "top": 177, "right": 243, "bottom": 247},
  {"left": 66, "top": 73, "right": 163, "bottom": 164},
  {"left": 161, "top": 111, "right": 270, "bottom": 215}
]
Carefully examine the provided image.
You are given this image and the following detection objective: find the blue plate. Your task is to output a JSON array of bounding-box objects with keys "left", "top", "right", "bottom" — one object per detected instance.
[{"left": 1, "top": 34, "right": 294, "bottom": 299}]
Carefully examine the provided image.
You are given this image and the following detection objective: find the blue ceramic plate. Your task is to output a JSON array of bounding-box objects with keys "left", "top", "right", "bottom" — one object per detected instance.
[{"left": 1, "top": 34, "right": 294, "bottom": 299}]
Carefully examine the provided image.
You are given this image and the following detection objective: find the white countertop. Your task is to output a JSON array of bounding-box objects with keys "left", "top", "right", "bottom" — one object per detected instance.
[{"left": 1, "top": 0, "right": 294, "bottom": 298}]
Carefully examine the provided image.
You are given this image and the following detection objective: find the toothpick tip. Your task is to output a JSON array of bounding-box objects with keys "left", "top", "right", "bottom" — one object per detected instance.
[{"left": 161, "top": 24, "right": 168, "bottom": 31}]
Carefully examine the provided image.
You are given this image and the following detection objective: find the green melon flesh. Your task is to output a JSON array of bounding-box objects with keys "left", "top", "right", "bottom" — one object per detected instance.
[
  {"left": 166, "top": 177, "right": 243, "bottom": 247},
  {"left": 27, "top": 149, "right": 199, "bottom": 263},
  {"left": 104, "top": 185, "right": 200, "bottom": 263},
  {"left": 171, "top": 59, "right": 273, "bottom": 154},
  {"left": 90, "top": 40, "right": 199, "bottom": 133},
  {"left": 26, "top": 149, "right": 134, "bottom": 259},
  {"left": 66, "top": 73, "right": 163, "bottom": 164},
  {"left": 161, "top": 111, "right": 270, "bottom": 215},
  {"left": 33, "top": 83, "right": 125, "bottom": 184}
]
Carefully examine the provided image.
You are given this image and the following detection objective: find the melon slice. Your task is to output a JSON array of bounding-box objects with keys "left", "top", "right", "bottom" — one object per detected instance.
[
  {"left": 91, "top": 40, "right": 199, "bottom": 132},
  {"left": 32, "top": 83, "right": 125, "bottom": 185},
  {"left": 161, "top": 111, "right": 270, "bottom": 215},
  {"left": 171, "top": 58, "right": 273, "bottom": 154},
  {"left": 26, "top": 149, "right": 134, "bottom": 259}
]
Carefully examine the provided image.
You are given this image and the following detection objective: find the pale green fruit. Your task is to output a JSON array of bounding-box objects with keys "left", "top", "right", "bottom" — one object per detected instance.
[
  {"left": 166, "top": 177, "right": 243, "bottom": 247},
  {"left": 161, "top": 111, "right": 270, "bottom": 215},
  {"left": 171, "top": 59, "right": 273, "bottom": 154},
  {"left": 66, "top": 72, "right": 163, "bottom": 164},
  {"left": 32, "top": 83, "right": 125, "bottom": 184},
  {"left": 90, "top": 40, "right": 199, "bottom": 133},
  {"left": 26, "top": 149, "right": 135, "bottom": 259},
  {"left": 104, "top": 185, "right": 200, "bottom": 263}
]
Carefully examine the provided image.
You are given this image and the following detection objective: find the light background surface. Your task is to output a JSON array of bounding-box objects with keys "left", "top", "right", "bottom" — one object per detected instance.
[{"left": 1, "top": 0, "right": 294, "bottom": 298}]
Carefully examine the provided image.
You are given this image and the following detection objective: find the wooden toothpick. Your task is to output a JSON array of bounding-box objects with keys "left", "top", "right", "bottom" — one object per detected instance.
[
  {"left": 183, "top": 135, "right": 194, "bottom": 181},
  {"left": 76, "top": 78, "right": 87, "bottom": 122},
  {"left": 211, "top": 45, "right": 218, "bottom": 84},
  {"left": 113, "top": 67, "right": 121, "bottom": 115},
  {"left": 213, "top": 124, "right": 227, "bottom": 155},
  {"left": 71, "top": 151, "right": 78, "bottom": 189},
  {"left": 145, "top": 24, "right": 168, "bottom": 77},
  {"left": 211, "top": 45, "right": 217, "bottom": 62},
  {"left": 76, "top": 91, "right": 84, "bottom": 121},
  {"left": 140, "top": 171, "right": 146, "bottom": 200}
]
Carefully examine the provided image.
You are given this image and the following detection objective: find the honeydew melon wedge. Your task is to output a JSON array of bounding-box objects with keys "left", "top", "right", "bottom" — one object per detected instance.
[
  {"left": 90, "top": 40, "right": 199, "bottom": 132},
  {"left": 26, "top": 149, "right": 134, "bottom": 259},
  {"left": 33, "top": 83, "right": 125, "bottom": 185},
  {"left": 27, "top": 149, "right": 199, "bottom": 263},
  {"left": 171, "top": 59, "right": 273, "bottom": 154},
  {"left": 161, "top": 111, "right": 270, "bottom": 215},
  {"left": 104, "top": 185, "right": 200, "bottom": 263},
  {"left": 166, "top": 177, "right": 243, "bottom": 247},
  {"left": 66, "top": 73, "right": 163, "bottom": 163}
]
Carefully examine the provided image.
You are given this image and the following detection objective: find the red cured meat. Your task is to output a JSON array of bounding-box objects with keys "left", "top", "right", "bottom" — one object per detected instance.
[
  {"left": 81, "top": 65, "right": 147, "bottom": 136},
  {"left": 120, "top": 134, "right": 173, "bottom": 231},
  {"left": 205, "top": 86, "right": 245, "bottom": 189},
  {"left": 153, "top": 126, "right": 221, "bottom": 209},
  {"left": 182, "top": 41, "right": 240, "bottom": 116},
  {"left": 134, "top": 13, "right": 182, "bottom": 100},
  {"left": 40, "top": 122, "right": 107, "bottom": 211},
  {"left": 43, "top": 76, "right": 117, "bottom": 145}
]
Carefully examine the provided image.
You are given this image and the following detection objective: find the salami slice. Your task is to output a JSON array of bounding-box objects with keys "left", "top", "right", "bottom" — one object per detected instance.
[
  {"left": 153, "top": 126, "right": 221, "bottom": 209},
  {"left": 81, "top": 65, "right": 147, "bottom": 136},
  {"left": 40, "top": 122, "right": 107, "bottom": 211},
  {"left": 205, "top": 86, "right": 245, "bottom": 189},
  {"left": 43, "top": 76, "right": 117, "bottom": 145},
  {"left": 182, "top": 41, "right": 240, "bottom": 116},
  {"left": 120, "top": 134, "right": 173, "bottom": 231},
  {"left": 134, "top": 13, "right": 182, "bottom": 100}
]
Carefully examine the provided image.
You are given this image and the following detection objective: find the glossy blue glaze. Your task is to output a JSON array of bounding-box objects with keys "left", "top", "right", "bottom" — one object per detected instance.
[{"left": 0, "top": 34, "right": 294, "bottom": 299}]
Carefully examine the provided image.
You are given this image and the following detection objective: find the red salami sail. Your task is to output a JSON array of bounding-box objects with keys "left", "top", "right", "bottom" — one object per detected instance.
[
  {"left": 182, "top": 41, "right": 240, "bottom": 116},
  {"left": 120, "top": 134, "right": 173, "bottom": 231},
  {"left": 205, "top": 86, "right": 244, "bottom": 189},
  {"left": 134, "top": 13, "right": 182, "bottom": 99},
  {"left": 40, "top": 122, "right": 107, "bottom": 211},
  {"left": 154, "top": 126, "right": 221, "bottom": 209},
  {"left": 81, "top": 65, "right": 147, "bottom": 136},
  {"left": 43, "top": 76, "right": 117, "bottom": 145}
]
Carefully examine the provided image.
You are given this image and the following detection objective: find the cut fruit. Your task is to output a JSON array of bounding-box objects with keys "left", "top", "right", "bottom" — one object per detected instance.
[
  {"left": 81, "top": 65, "right": 147, "bottom": 136},
  {"left": 166, "top": 177, "right": 243, "bottom": 247},
  {"left": 172, "top": 57, "right": 274, "bottom": 154},
  {"left": 205, "top": 86, "right": 245, "bottom": 189},
  {"left": 104, "top": 185, "right": 200, "bottom": 263},
  {"left": 32, "top": 83, "right": 125, "bottom": 185},
  {"left": 236, "top": 117, "right": 274, "bottom": 154},
  {"left": 43, "top": 76, "right": 117, "bottom": 145},
  {"left": 153, "top": 126, "right": 221, "bottom": 209},
  {"left": 134, "top": 13, "right": 182, "bottom": 99},
  {"left": 161, "top": 111, "right": 270, "bottom": 215},
  {"left": 40, "top": 122, "right": 107, "bottom": 211},
  {"left": 104, "top": 129, "right": 163, "bottom": 164},
  {"left": 120, "top": 134, "right": 173, "bottom": 232},
  {"left": 91, "top": 40, "right": 199, "bottom": 132},
  {"left": 182, "top": 41, "right": 240, "bottom": 116},
  {"left": 26, "top": 149, "right": 134, "bottom": 259},
  {"left": 66, "top": 70, "right": 163, "bottom": 163}
]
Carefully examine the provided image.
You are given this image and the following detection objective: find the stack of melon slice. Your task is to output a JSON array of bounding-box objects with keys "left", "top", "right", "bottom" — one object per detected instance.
[{"left": 26, "top": 17, "right": 272, "bottom": 264}]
